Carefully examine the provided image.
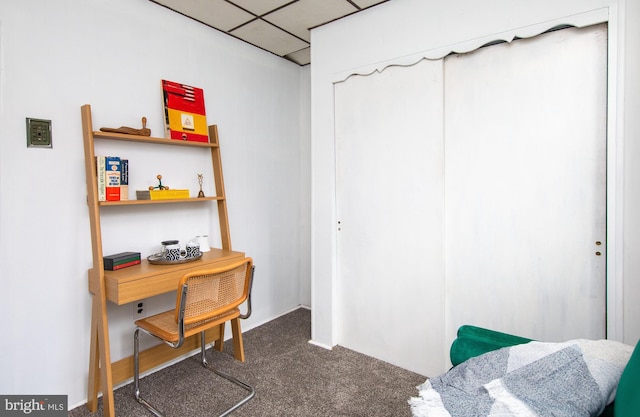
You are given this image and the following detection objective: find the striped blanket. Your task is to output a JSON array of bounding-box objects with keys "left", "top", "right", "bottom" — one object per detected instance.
[{"left": 409, "top": 339, "right": 633, "bottom": 417}]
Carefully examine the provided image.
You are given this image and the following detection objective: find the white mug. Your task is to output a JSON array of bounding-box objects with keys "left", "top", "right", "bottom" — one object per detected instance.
[{"left": 196, "top": 235, "right": 210, "bottom": 252}]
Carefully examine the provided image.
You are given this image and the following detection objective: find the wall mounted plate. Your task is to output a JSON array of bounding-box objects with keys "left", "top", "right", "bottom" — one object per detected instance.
[{"left": 26, "top": 117, "right": 52, "bottom": 148}]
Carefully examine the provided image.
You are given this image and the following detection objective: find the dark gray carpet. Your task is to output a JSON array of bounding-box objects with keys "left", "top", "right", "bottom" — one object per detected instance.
[{"left": 69, "top": 308, "right": 426, "bottom": 416}]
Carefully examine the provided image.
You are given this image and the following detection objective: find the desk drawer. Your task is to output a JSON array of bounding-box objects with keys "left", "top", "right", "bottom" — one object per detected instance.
[{"left": 103, "top": 249, "right": 245, "bottom": 305}]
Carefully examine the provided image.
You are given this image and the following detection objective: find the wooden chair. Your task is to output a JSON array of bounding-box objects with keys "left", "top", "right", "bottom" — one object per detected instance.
[{"left": 133, "top": 257, "right": 255, "bottom": 416}]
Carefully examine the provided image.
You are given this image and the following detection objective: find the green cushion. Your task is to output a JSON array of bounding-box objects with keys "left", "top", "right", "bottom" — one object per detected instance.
[
  {"left": 614, "top": 340, "right": 640, "bottom": 417},
  {"left": 450, "top": 325, "right": 533, "bottom": 366}
]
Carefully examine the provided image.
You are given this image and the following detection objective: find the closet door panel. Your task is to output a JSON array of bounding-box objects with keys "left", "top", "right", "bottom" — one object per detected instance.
[
  {"left": 335, "top": 59, "right": 447, "bottom": 376},
  {"left": 444, "top": 24, "right": 607, "bottom": 345}
]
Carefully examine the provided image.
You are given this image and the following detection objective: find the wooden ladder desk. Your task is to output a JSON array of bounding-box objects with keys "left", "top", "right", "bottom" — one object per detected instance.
[{"left": 81, "top": 104, "right": 244, "bottom": 416}]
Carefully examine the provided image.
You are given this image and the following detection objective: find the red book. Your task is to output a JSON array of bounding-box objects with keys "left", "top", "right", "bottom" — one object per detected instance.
[
  {"left": 162, "top": 80, "right": 209, "bottom": 143},
  {"left": 111, "top": 259, "right": 141, "bottom": 270},
  {"left": 105, "top": 156, "right": 121, "bottom": 201}
]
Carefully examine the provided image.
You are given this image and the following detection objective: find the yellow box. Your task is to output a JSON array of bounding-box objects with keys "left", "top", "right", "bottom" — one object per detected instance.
[{"left": 136, "top": 189, "right": 190, "bottom": 200}]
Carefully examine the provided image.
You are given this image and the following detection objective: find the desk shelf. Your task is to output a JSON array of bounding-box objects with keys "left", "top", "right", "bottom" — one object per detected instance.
[
  {"left": 81, "top": 104, "right": 236, "bottom": 417},
  {"left": 91, "top": 130, "right": 220, "bottom": 147},
  {"left": 98, "top": 196, "right": 222, "bottom": 206}
]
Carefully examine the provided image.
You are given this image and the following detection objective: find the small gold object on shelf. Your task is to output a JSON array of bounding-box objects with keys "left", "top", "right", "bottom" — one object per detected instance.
[
  {"left": 100, "top": 117, "right": 151, "bottom": 136},
  {"left": 149, "top": 174, "right": 169, "bottom": 190},
  {"left": 197, "top": 173, "right": 205, "bottom": 198}
]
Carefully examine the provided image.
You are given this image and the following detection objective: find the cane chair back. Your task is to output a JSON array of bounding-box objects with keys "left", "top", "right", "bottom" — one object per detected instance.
[{"left": 179, "top": 260, "right": 250, "bottom": 326}]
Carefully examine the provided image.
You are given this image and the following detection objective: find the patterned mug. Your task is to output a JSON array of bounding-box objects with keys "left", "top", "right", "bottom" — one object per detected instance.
[
  {"left": 164, "top": 244, "right": 181, "bottom": 261},
  {"left": 185, "top": 241, "right": 200, "bottom": 258}
]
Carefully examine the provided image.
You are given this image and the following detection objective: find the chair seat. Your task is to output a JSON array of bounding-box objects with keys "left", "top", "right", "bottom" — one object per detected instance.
[{"left": 136, "top": 308, "right": 241, "bottom": 343}]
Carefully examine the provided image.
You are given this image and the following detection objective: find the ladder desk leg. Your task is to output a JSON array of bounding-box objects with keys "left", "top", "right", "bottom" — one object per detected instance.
[{"left": 87, "top": 289, "right": 116, "bottom": 417}]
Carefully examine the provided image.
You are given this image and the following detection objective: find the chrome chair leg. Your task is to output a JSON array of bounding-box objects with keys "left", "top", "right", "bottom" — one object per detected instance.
[
  {"left": 200, "top": 331, "right": 255, "bottom": 417},
  {"left": 210, "top": 368, "right": 256, "bottom": 417},
  {"left": 201, "top": 331, "right": 208, "bottom": 366},
  {"left": 134, "top": 328, "right": 165, "bottom": 417},
  {"left": 134, "top": 329, "right": 254, "bottom": 417}
]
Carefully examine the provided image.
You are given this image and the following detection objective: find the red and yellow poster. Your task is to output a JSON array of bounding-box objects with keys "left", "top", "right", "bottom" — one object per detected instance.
[{"left": 162, "top": 80, "right": 208, "bottom": 142}]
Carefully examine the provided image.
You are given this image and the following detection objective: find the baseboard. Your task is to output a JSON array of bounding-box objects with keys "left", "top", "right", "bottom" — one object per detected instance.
[
  {"left": 241, "top": 304, "right": 310, "bottom": 333},
  {"left": 307, "top": 339, "right": 333, "bottom": 350}
]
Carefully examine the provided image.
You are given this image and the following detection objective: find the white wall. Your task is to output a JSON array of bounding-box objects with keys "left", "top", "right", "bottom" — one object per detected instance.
[
  {"left": 311, "top": 0, "right": 640, "bottom": 357},
  {"left": 0, "top": 0, "right": 310, "bottom": 408},
  {"left": 299, "top": 65, "right": 312, "bottom": 308}
]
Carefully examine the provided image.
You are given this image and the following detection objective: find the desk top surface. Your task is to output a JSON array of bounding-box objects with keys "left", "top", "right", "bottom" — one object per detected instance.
[{"left": 103, "top": 248, "right": 246, "bottom": 304}]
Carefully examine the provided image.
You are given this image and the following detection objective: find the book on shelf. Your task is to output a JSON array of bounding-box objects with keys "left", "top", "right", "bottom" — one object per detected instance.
[
  {"left": 136, "top": 189, "right": 190, "bottom": 200},
  {"left": 162, "top": 79, "right": 209, "bottom": 143},
  {"left": 105, "top": 156, "right": 121, "bottom": 201},
  {"left": 120, "top": 159, "right": 129, "bottom": 201},
  {"left": 96, "top": 156, "right": 106, "bottom": 201},
  {"left": 103, "top": 251, "right": 141, "bottom": 270},
  {"left": 96, "top": 156, "right": 123, "bottom": 201}
]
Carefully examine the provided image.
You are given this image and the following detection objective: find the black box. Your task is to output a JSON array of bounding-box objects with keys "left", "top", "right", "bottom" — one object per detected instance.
[{"left": 103, "top": 251, "right": 141, "bottom": 270}]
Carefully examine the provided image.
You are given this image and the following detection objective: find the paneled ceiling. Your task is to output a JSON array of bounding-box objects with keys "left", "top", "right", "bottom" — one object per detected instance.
[{"left": 149, "top": 0, "right": 389, "bottom": 66}]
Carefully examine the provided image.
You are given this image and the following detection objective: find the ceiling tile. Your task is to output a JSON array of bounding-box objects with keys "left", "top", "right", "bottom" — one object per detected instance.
[
  {"left": 230, "top": 0, "right": 293, "bottom": 16},
  {"left": 152, "top": 0, "right": 255, "bottom": 32},
  {"left": 149, "top": 0, "right": 391, "bottom": 65},
  {"left": 231, "top": 19, "right": 309, "bottom": 57},
  {"left": 285, "top": 47, "right": 311, "bottom": 66},
  {"left": 264, "top": 0, "right": 358, "bottom": 42}
]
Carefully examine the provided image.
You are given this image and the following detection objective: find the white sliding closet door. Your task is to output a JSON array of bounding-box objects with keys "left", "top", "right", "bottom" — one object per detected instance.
[
  {"left": 444, "top": 24, "right": 608, "bottom": 344},
  {"left": 335, "top": 59, "right": 446, "bottom": 377}
]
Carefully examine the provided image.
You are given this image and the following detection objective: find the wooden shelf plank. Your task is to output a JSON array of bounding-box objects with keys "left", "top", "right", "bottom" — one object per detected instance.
[
  {"left": 92, "top": 130, "right": 219, "bottom": 148},
  {"left": 98, "top": 196, "right": 222, "bottom": 206}
]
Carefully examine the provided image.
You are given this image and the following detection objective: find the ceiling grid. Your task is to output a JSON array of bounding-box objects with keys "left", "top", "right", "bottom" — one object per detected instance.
[{"left": 149, "top": 0, "right": 389, "bottom": 65}]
